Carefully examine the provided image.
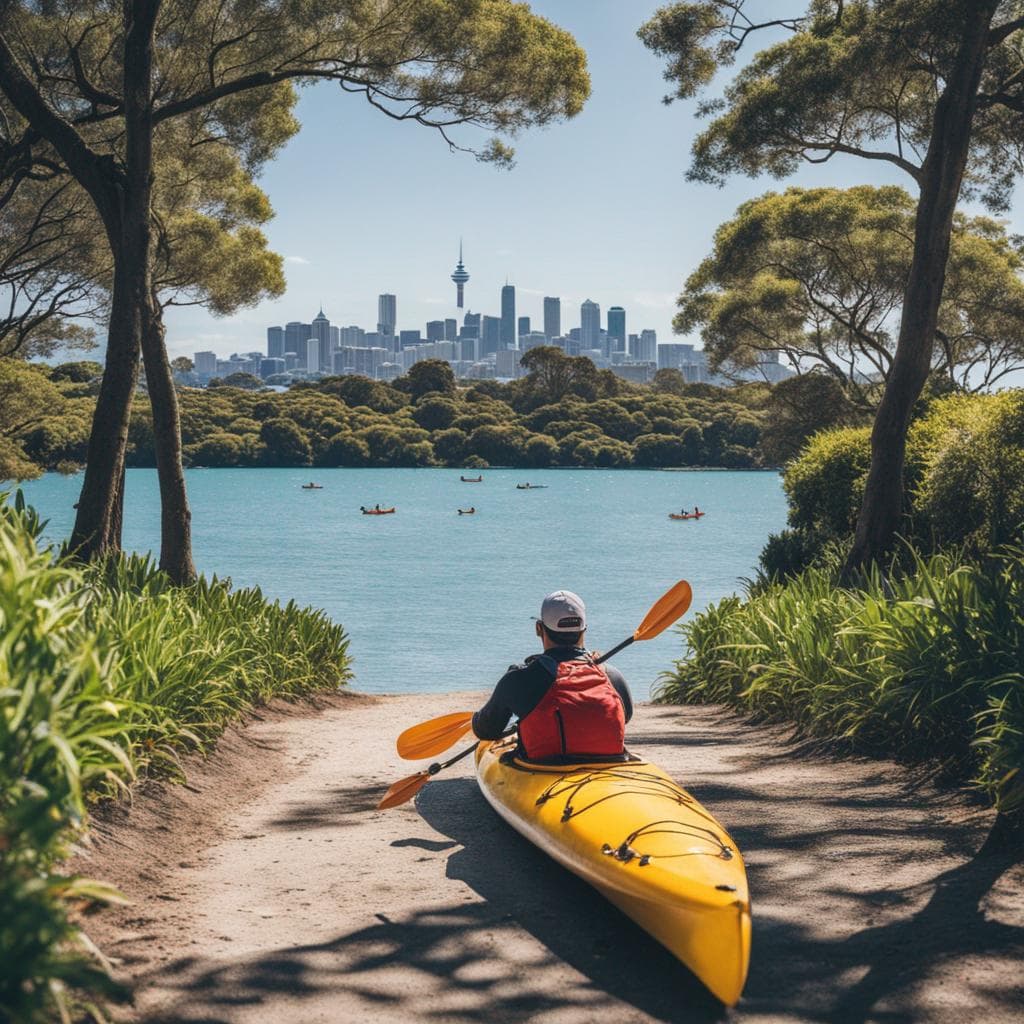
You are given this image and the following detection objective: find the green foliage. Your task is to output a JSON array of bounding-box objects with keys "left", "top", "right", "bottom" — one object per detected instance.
[
  {"left": 656, "top": 546, "right": 1024, "bottom": 814},
  {"left": 209, "top": 372, "right": 264, "bottom": 390},
  {"left": 0, "top": 361, "right": 93, "bottom": 481},
  {"left": 759, "top": 372, "right": 867, "bottom": 465},
  {"left": 0, "top": 494, "right": 351, "bottom": 1020},
  {"left": 639, "top": 1, "right": 1024, "bottom": 210},
  {"left": 259, "top": 417, "right": 311, "bottom": 466},
  {"left": 403, "top": 360, "right": 457, "bottom": 401},
  {"left": 784, "top": 427, "right": 873, "bottom": 537},
  {"left": 676, "top": 185, "right": 1024, "bottom": 399},
  {"left": 915, "top": 391, "right": 1024, "bottom": 552},
  {"left": 23, "top": 362, "right": 786, "bottom": 472},
  {"left": 773, "top": 391, "right": 1024, "bottom": 573}
]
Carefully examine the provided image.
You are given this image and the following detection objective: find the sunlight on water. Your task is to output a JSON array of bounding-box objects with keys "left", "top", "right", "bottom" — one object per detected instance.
[{"left": 19, "top": 468, "right": 786, "bottom": 700}]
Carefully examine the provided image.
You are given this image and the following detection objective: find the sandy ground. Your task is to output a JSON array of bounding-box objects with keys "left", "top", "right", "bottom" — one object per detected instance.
[{"left": 71, "top": 692, "right": 1024, "bottom": 1024}]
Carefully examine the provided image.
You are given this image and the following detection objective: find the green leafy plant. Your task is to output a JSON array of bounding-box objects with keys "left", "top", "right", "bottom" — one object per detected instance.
[
  {"left": 657, "top": 546, "right": 1024, "bottom": 814},
  {"left": 0, "top": 494, "right": 352, "bottom": 1020}
]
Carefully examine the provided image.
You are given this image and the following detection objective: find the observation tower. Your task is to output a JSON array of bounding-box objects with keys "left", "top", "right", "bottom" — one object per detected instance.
[{"left": 451, "top": 241, "right": 470, "bottom": 308}]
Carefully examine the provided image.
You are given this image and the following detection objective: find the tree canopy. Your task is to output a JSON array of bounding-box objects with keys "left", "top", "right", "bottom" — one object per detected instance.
[
  {"left": 678, "top": 185, "right": 1024, "bottom": 403},
  {"left": 640, "top": 0, "right": 1024, "bottom": 571},
  {"left": 0, "top": 0, "right": 591, "bottom": 580}
]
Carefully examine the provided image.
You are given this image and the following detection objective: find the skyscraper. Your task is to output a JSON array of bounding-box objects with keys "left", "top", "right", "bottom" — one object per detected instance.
[
  {"left": 543, "top": 296, "right": 561, "bottom": 340},
  {"left": 637, "top": 329, "right": 657, "bottom": 363},
  {"left": 451, "top": 242, "right": 470, "bottom": 308},
  {"left": 306, "top": 337, "right": 320, "bottom": 374},
  {"left": 607, "top": 306, "right": 626, "bottom": 355},
  {"left": 581, "top": 299, "right": 601, "bottom": 350},
  {"left": 285, "top": 321, "right": 312, "bottom": 368},
  {"left": 463, "top": 311, "right": 481, "bottom": 336},
  {"left": 518, "top": 316, "right": 531, "bottom": 339},
  {"left": 194, "top": 351, "right": 217, "bottom": 377},
  {"left": 377, "top": 293, "right": 396, "bottom": 335},
  {"left": 501, "top": 283, "right": 516, "bottom": 348},
  {"left": 482, "top": 315, "right": 501, "bottom": 357},
  {"left": 267, "top": 326, "right": 284, "bottom": 358},
  {"left": 312, "top": 308, "right": 332, "bottom": 371},
  {"left": 426, "top": 320, "right": 445, "bottom": 342}
]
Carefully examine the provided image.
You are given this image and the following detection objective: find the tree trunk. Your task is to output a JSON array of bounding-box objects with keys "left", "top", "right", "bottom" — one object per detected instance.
[
  {"left": 69, "top": 266, "right": 141, "bottom": 560},
  {"left": 69, "top": 0, "right": 162, "bottom": 568},
  {"left": 142, "top": 294, "right": 196, "bottom": 584},
  {"left": 843, "top": 6, "right": 997, "bottom": 577}
]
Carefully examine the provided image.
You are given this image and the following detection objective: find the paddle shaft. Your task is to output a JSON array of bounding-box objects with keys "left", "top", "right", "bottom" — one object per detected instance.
[
  {"left": 428, "top": 638, "right": 636, "bottom": 775},
  {"left": 595, "top": 636, "right": 633, "bottom": 665},
  {"left": 419, "top": 632, "right": 649, "bottom": 773}
]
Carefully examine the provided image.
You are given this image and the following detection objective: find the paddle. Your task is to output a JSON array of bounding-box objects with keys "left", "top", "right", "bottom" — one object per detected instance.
[
  {"left": 378, "top": 579, "right": 694, "bottom": 810},
  {"left": 396, "top": 711, "right": 475, "bottom": 760}
]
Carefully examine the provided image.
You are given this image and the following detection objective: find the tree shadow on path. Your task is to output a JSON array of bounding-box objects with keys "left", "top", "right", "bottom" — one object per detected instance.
[{"left": 414, "top": 777, "right": 727, "bottom": 1023}]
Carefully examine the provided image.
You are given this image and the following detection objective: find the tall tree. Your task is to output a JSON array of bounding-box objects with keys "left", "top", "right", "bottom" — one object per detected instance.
[
  {"left": 677, "top": 185, "right": 1024, "bottom": 405},
  {"left": 640, "top": 0, "right": 1024, "bottom": 572},
  {"left": 0, "top": 1, "right": 589, "bottom": 582}
]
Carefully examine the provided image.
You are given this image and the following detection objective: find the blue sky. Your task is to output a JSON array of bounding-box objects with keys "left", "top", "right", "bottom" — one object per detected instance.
[{"left": 162, "top": 1, "right": 1003, "bottom": 368}]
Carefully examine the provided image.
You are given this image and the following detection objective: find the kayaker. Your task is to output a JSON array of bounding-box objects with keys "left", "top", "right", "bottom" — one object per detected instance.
[{"left": 472, "top": 590, "right": 633, "bottom": 762}]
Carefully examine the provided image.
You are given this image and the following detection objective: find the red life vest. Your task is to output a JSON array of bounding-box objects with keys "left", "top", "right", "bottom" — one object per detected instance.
[{"left": 518, "top": 656, "right": 626, "bottom": 760}]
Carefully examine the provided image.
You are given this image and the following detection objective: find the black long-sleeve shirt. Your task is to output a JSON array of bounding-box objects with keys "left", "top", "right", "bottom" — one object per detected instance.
[{"left": 473, "top": 646, "right": 633, "bottom": 740}]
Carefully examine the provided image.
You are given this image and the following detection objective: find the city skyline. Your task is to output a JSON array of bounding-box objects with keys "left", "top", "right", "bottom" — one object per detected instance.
[
  {"left": 192, "top": 258, "right": 671, "bottom": 363},
  {"left": 158, "top": 1, "right": 1024, "bottom": 393}
]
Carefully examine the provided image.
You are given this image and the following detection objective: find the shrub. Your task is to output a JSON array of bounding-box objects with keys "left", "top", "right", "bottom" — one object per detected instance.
[
  {"left": 633, "top": 432, "right": 689, "bottom": 467},
  {"left": 776, "top": 392, "right": 1024, "bottom": 569},
  {"left": 0, "top": 493, "right": 352, "bottom": 1020},
  {"left": 915, "top": 391, "right": 1024, "bottom": 552},
  {"left": 656, "top": 546, "right": 1024, "bottom": 814},
  {"left": 783, "top": 426, "right": 871, "bottom": 536}
]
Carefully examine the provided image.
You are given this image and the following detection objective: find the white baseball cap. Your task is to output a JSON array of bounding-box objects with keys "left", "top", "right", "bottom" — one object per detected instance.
[{"left": 539, "top": 590, "right": 587, "bottom": 633}]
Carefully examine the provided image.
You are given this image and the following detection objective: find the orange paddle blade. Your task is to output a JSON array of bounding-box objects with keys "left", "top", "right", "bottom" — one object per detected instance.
[
  {"left": 377, "top": 771, "right": 430, "bottom": 809},
  {"left": 397, "top": 711, "right": 475, "bottom": 760},
  {"left": 633, "top": 580, "right": 693, "bottom": 641}
]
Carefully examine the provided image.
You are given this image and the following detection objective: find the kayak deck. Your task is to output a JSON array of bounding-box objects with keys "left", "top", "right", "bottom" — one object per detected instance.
[{"left": 475, "top": 737, "right": 750, "bottom": 1005}]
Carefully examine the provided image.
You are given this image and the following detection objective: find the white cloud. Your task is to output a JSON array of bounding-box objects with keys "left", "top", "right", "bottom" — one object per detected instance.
[
  {"left": 631, "top": 290, "right": 677, "bottom": 310},
  {"left": 285, "top": 255, "right": 311, "bottom": 265}
]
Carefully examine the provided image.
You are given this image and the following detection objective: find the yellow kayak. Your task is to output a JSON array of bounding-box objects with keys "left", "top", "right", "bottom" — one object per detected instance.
[{"left": 475, "top": 736, "right": 751, "bottom": 1005}]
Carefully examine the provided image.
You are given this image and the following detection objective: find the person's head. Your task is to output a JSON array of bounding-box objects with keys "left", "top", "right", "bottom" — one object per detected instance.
[{"left": 535, "top": 589, "right": 586, "bottom": 649}]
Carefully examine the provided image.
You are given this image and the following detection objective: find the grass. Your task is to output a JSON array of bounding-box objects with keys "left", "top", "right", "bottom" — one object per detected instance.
[
  {"left": 655, "top": 546, "right": 1024, "bottom": 814},
  {"left": 0, "top": 492, "right": 352, "bottom": 1022}
]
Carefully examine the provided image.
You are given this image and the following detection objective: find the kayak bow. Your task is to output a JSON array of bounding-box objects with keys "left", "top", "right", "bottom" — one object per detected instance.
[{"left": 475, "top": 738, "right": 750, "bottom": 1005}]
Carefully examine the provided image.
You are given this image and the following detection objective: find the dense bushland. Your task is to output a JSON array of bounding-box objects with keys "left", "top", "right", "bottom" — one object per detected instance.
[
  {"left": 660, "top": 389, "right": 1024, "bottom": 813},
  {"left": 0, "top": 494, "right": 351, "bottom": 1022},
  {"left": 656, "top": 548, "right": 1024, "bottom": 814},
  {"left": 762, "top": 391, "right": 1024, "bottom": 580},
  {"left": 1, "top": 356, "right": 841, "bottom": 477}
]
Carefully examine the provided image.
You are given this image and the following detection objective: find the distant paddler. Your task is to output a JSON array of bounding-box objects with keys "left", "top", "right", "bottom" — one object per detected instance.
[{"left": 457, "top": 507, "right": 476, "bottom": 515}]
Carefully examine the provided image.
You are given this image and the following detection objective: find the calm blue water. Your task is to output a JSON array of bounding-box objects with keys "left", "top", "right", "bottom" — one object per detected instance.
[{"left": 16, "top": 469, "right": 786, "bottom": 699}]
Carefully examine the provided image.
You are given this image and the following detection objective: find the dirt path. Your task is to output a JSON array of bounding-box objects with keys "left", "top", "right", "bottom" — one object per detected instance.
[{"left": 78, "top": 694, "right": 1023, "bottom": 1024}]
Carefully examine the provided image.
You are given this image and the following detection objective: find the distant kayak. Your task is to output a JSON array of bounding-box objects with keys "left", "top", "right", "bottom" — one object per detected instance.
[
  {"left": 516, "top": 484, "right": 548, "bottom": 490},
  {"left": 301, "top": 483, "right": 323, "bottom": 490},
  {"left": 361, "top": 507, "right": 396, "bottom": 515},
  {"left": 669, "top": 511, "right": 705, "bottom": 520},
  {"left": 460, "top": 475, "right": 483, "bottom": 482},
  {"left": 457, "top": 508, "right": 476, "bottom": 515}
]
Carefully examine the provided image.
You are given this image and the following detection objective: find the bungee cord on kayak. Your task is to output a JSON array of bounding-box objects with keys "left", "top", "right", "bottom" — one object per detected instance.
[{"left": 383, "top": 579, "right": 750, "bottom": 1006}]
